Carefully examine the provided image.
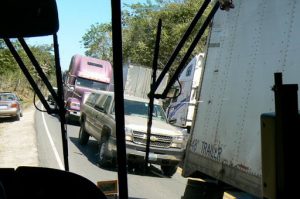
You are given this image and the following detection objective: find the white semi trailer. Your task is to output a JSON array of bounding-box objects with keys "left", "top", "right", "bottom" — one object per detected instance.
[
  {"left": 166, "top": 53, "right": 204, "bottom": 131},
  {"left": 121, "top": 64, "right": 169, "bottom": 100},
  {"left": 182, "top": 0, "right": 300, "bottom": 197}
]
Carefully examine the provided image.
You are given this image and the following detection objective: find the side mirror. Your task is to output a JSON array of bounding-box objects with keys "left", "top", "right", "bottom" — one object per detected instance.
[{"left": 0, "top": 0, "right": 59, "bottom": 38}]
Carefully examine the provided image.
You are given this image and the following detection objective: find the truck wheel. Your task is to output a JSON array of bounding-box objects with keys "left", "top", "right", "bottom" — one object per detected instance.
[
  {"left": 98, "top": 137, "right": 109, "bottom": 167},
  {"left": 161, "top": 165, "right": 178, "bottom": 177},
  {"left": 78, "top": 125, "right": 89, "bottom": 145}
]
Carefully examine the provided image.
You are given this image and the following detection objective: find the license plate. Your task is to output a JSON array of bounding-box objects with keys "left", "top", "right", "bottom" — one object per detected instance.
[
  {"left": 148, "top": 153, "right": 157, "bottom": 161},
  {"left": 0, "top": 105, "right": 8, "bottom": 110}
]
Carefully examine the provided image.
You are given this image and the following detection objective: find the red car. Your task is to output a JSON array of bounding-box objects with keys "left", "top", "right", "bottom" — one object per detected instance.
[{"left": 0, "top": 92, "right": 23, "bottom": 120}]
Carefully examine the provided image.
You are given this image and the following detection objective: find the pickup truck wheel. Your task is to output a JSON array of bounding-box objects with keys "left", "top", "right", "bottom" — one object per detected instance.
[
  {"left": 78, "top": 125, "right": 89, "bottom": 145},
  {"left": 98, "top": 138, "right": 109, "bottom": 167},
  {"left": 161, "top": 165, "right": 178, "bottom": 177}
]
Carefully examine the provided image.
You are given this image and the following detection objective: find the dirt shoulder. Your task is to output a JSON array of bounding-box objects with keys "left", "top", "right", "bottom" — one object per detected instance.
[{"left": 0, "top": 105, "right": 39, "bottom": 168}]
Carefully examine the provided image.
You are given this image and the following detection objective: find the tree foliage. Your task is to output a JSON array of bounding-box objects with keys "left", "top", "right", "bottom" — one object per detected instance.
[
  {"left": 81, "top": 23, "right": 112, "bottom": 62},
  {"left": 0, "top": 39, "right": 56, "bottom": 102},
  {"left": 81, "top": 0, "right": 211, "bottom": 73}
]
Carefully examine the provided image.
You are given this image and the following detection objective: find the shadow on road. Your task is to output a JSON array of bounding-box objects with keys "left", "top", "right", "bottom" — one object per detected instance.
[
  {"left": 69, "top": 136, "right": 99, "bottom": 165},
  {"left": 69, "top": 137, "right": 167, "bottom": 178},
  {"left": 66, "top": 119, "right": 80, "bottom": 126},
  {"left": 48, "top": 113, "right": 80, "bottom": 126},
  {"left": 0, "top": 116, "right": 18, "bottom": 123}
]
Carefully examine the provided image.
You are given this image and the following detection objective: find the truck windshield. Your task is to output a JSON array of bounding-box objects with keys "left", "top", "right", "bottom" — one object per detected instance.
[
  {"left": 75, "top": 77, "right": 108, "bottom": 90},
  {"left": 124, "top": 99, "right": 167, "bottom": 121}
]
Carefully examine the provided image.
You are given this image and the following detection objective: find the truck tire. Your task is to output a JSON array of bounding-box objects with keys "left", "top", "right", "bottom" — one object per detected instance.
[
  {"left": 98, "top": 137, "right": 109, "bottom": 167},
  {"left": 161, "top": 165, "right": 178, "bottom": 177},
  {"left": 78, "top": 124, "right": 89, "bottom": 145}
]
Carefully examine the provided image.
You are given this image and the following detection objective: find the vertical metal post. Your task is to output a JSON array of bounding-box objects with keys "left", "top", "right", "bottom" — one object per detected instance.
[
  {"left": 273, "top": 72, "right": 299, "bottom": 198},
  {"left": 145, "top": 19, "right": 162, "bottom": 170},
  {"left": 273, "top": 73, "right": 284, "bottom": 198},
  {"left": 53, "top": 33, "right": 69, "bottom": 171},
  {"left": 111, "top": 0, "right": 128, "bottom": 198}
]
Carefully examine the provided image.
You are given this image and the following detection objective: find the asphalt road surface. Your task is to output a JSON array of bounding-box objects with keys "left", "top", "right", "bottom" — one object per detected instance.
[
  {"left": 35, "top": 107, "right": 189, "bottom": 199},
  {"left": 0, "top": 104, "right": 254, "bottom": 199}
]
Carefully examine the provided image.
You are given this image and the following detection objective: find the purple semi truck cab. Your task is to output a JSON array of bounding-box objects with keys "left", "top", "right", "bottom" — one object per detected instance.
[{"left": 63, "top": 54, "right": 113, "bottom": 121}]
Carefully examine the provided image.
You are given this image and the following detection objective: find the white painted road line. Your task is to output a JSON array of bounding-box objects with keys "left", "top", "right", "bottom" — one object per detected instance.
[{"left": 41, "top": 111, "right": 64, "bottom": 170}]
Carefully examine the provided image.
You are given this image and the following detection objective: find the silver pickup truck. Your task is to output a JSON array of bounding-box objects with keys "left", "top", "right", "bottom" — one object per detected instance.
[{"left": 79, "top": 90, "right": 188, "bottom": 177}]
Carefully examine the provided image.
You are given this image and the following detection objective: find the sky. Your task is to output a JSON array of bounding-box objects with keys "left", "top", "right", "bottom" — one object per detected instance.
[{"left": 28, "top": 0, "right": 146, "bottom": 71}]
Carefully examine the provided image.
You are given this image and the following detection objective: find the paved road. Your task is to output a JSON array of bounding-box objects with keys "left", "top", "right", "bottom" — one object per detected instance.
[
  {"left": 0, "top": 105, "right": 253, "bottom": 199},
  {"left": 35, "top": 108, "right": 189, "bottom": 199}
]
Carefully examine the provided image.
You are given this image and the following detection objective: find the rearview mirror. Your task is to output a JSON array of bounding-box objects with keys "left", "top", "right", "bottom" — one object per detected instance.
[{"left": 0, "top": 0, "right": 59, "bottom": 38}]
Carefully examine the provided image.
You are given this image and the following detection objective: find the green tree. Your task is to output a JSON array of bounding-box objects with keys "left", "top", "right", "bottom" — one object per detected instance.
[
  {"left": 81, "top": 23, "right": 112, "bottom": 62},
  {"left": 25, "top": 44, "right": 56, "bottom": 79},
  {"left": 0, "top": 40, "right": 55, "bottom": 78},
  {"left": 0, "top": 39, "right": 55, "bottom": 103},
  {"left": 81, "top": 0, "right": 211, "bottom": 74}
]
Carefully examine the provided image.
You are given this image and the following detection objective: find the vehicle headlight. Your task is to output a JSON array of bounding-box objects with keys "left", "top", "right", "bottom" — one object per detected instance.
[
  {"left": 170, "top": 142, "right": 182, "bottom": 148},
  {"left": 171, "top": 135, "right": 187, "bottom": 148},
  {"left": 173, "top": 135, "right": 184, "bottom": 143},
  {"left": 125, "top": 127, "right": 133, "bottom": 141}
]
